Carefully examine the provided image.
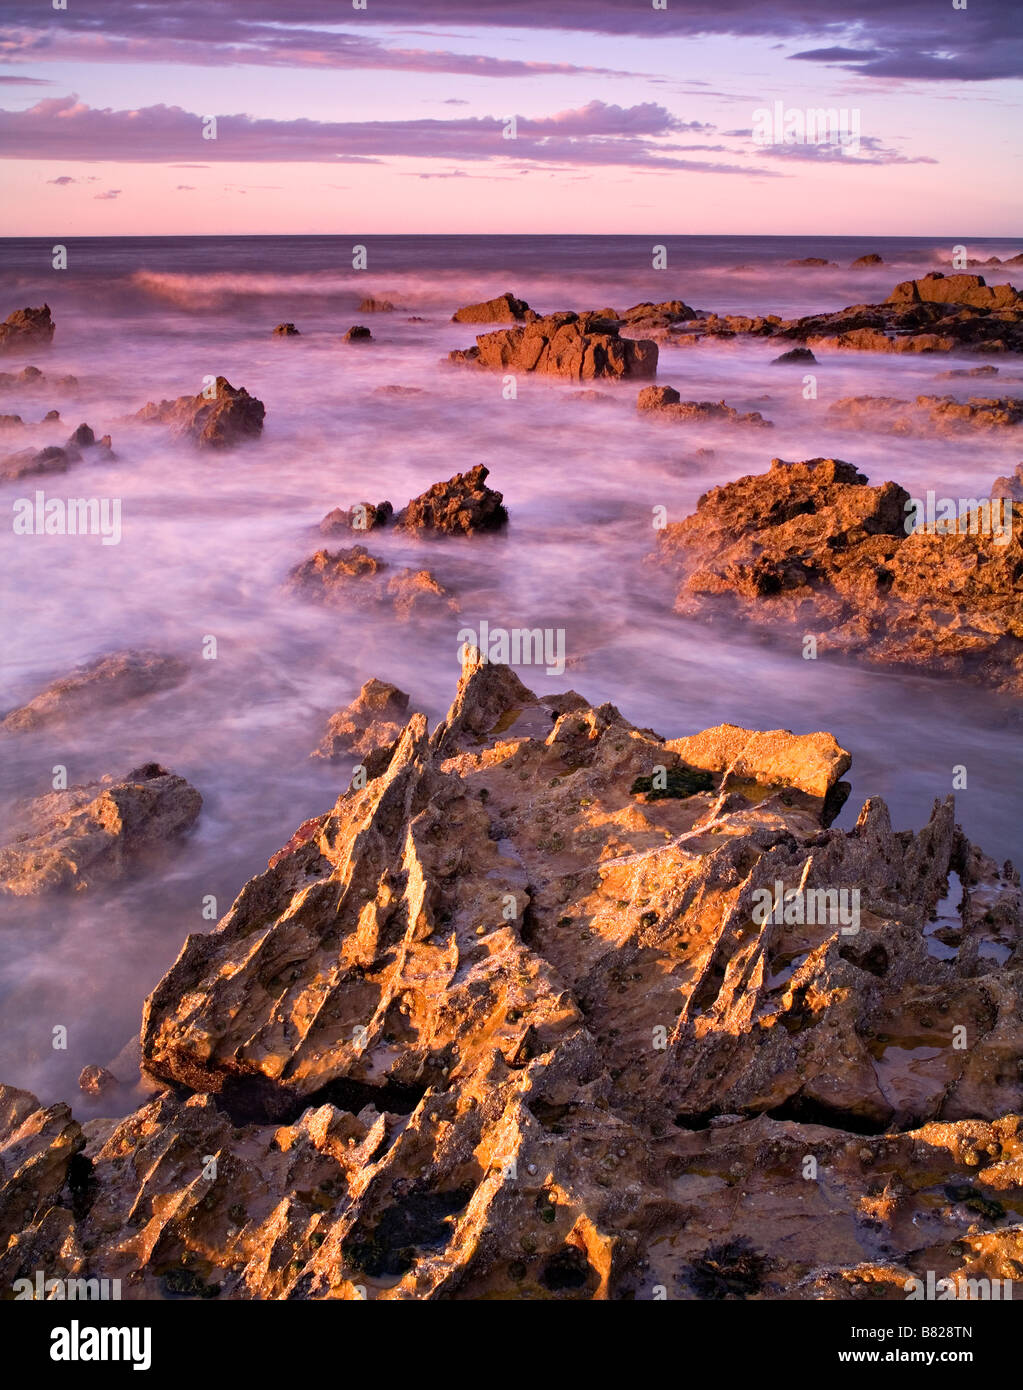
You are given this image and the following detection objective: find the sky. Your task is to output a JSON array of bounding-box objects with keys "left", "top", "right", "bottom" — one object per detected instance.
[{"left": 0, "top": 0, "right": 1020, "bottom": 235}]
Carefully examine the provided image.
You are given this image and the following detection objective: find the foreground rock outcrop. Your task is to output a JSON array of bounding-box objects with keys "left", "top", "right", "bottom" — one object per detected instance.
[
  {"left": 395, "top": 464, "right": 507, "bottom": 535},
  {"left": 2, "top": 650, "right": 189, "bottom": 733},
  {"left": 0, "top": 764, "right": 201, "bottom": 896},
  {"left": 657, "top": 457, "right": 1023, "bottom": 693},
  {"left": 0, "top": 305, "right": 55, "bottom": 354},
  {"left": 1, "top": 654, "right": 1019, "bottom": 1299},
  {"left": 450, "top": 312, "right": 658, "bottom": 380},
  {"left": 135, "top": 377, "right": 265, "bottom": 448}
]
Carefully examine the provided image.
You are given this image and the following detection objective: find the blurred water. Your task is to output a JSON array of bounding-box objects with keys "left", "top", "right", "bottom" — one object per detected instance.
[{"left": 0, "top": 235, "right": 1020, "bottom": 1110}]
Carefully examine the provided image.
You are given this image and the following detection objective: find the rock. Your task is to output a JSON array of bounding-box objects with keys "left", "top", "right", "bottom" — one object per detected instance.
[
  {"left": 0, "top": 443, "right": 74, "bottom": 481},
  {"left": 1, "top": 655, "right": 1020, "bottom": 1298},
  {"left": 288, "top": 546, "right": 455, "bottom": 618},
  {"left": 312, "top": 679, "right": 413, "bottom": 771},
  {"left": 78, "top": 1065, "right": 118, "bottom": 1097},
  {"left": 2, "top": 650, "right": 189, "bottom": 733},
  {"left": 135, "top": 376, "right": 265, "bottom": 448},
  {"left": 850, "top": 254, "right": 884, "bottom": 267},
  {"left": 665, "top": 725, "right": 850, "bottom": 799},
  {"left": 772, "top": 347, "right": 817, "bottom": 365},
  {"left": 372, "top": 385, "right": 425, "bottom": 397},
  {"left": 319, "top": 501, "right": 393, "bottom": 535},
  {"left": 0, "top": 764, "right": 202, "bottom": 896},
  {"left": 395, "top": 464, "right": 507, "bottom": 535},
  {"left": 886, "top": 273, "right": 1023, "bottom": 311},
  {"left": 359, "top": 298, "right": 396, "bottom": 313},
  {"left": 637, "top": 386, "right": 772, "bottom": 427},
  {"left": 0, "top": 414, "right": 23, "bottom": 429},
  {"left": 0, "top": 365, "right": 78, "bottom": 392},
  {"left": 828, "top": 394, "right": 1023, "bottom": 434},
  {"left": 991, "top": 464, "right": 1023, "bottom": 501},
  {"left": 273, "top": 323, "right": 300, "bottom": 336},
  {"left": 42, "top": 409, "right": 59, "bottom": 421},
  {"left": 657, "top": 456, "right": 1023, "bottom": 693},
  {"left": 344, "top": 326, "right": 372, "bottom": 342},
  {"left": 451, "top": 312, "right": 658, "bottom": 381},
  {"left": 786, "top": 258, "right": 836, "bottom": 267},
  {"left": 0, "top": 305, "right": 54, "bottom": 354},
  {"left": 451, "top": 292, "right": 533, "bottom": 324},
  {"left": 939, "top": 365, "right": 999, "bottom": 379}
]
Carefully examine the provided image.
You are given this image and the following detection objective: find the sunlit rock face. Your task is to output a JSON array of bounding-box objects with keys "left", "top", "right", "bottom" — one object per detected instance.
[{"left": 0, "top": 653, "right": 1020, "bottom": 1300}]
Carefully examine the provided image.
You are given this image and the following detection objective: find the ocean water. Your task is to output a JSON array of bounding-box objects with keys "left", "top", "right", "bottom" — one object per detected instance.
[{"left": 0, "top": 234, "right": 1021, "bottom": 1110}]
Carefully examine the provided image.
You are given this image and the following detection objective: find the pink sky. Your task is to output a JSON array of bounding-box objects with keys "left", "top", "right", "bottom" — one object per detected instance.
[{"left": 1, "top": 1, "right": 1020, "bottom": 234}]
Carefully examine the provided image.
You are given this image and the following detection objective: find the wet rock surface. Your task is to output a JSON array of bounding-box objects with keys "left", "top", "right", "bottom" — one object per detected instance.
[
  {"left": 451, "top": 292, "right": 534, "bottom": 324},
  {"left": 288, "top": 546, "right": 456, "bottom": 619},
  {"left": 135, "top": 376, "right": 265, "bottom": 448},
  {"left": 637, "top": 385, "right": 773, "bottom": 427},
  {"left": 1, "top": 655, "right": 1019, "bottom": 1299},
  {"left": 657, "top": 457, "right": 1023, "bottom": 693},
  {"left": 0, "top": 764, "right": 202, "bottom": 896}
]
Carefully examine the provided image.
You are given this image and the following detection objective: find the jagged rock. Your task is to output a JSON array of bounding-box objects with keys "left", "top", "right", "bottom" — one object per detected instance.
[
  {"left": 637, "top": 386, "right": 772, "bottom": 427},
  {"left": 772, "top": 347, "right": 817, "bottom": 365},
  {"left": 273, "top": 323, "right": 300, "bottom": 336},
  {"left": 850, "top": 254, "right": 884, "bottom": 267},
  {"left": 395, "top": 464, "right": 507, "bottom": 535},
  {"left": 828, "top": 394, "right": 1023, "bottom": 434},
  {"left": 319, "top": 501, "right": 393, "bottom": 535},
  {"left": 288, "top": 546, "right": 455, "bottom": 618},
  {"left": 451, "top": 292, "right": 533, "bottom": 324},
  {"left": 0, "top": 764, "right": 201, "bottom": 896},
  {"left": 0, "top": 414, "right": 23, "bottom": 429},
  {"left": 0, "top": 305, "right": 54, "bottom": 354},
  {"left": 78, "top": 1066, "right": 118, "bottom": 1097},
  {"left": 135, "top": 376, "right": 264, "bottom": 448},
  {"left": 658, "top": 456, "right": 1023, "bottom": 692},
  {"left": 2, "top": 650, "right": 189, "bottom": 733},
  {"left": 1, "top": 656, "right": 1020, "bottom": 1299},
  {"left": 359, "top": 298, "right": 396, "bottom": 313},
  {"left": 313, "top": 679, "right": 414, "bottom": 771},
  {"left": 344, "top": 326, "right": 372, "bottom": 342},
  {"left": 451, "top": 312, "right": 658, "bottom": 381}
]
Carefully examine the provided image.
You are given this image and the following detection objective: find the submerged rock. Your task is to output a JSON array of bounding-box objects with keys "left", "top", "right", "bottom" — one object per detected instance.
[
  {"left": 0, "top": 423, "right": 113, "bottom": 481},
  {"left": 344, "top": 325, "right": 372, "bottom": 342},
  {"left": 359, "top": 297, "right": 396, "bottom": 313},
  {"left": 319, "top": 501, "right": 393, "bottom": 535},
  {"left": 850, "top": 253, "right": 884, "bottom": 267},
  {"left": 273, "top": 322, "right": 300, "bottom": 336},
  {"left": 288, "top": 546, "right": 455, "bottom": 618},
  {"left": 395, "top": 464, "right": 507, "bottom": 535},
  {"left": 451, "top": 311, "right": 658, "bottom": 380},
  {"left": 2, "top": 650, "right": 189, "bottom": 733},
  {"left": 771, "top": 347, "right": 817, "bottom": 365},
  {"left": 637, "top": 385, "right": 772, "bottom": 427},
  {"left": 0, "top": 764, "right": 202, "bottom": 896},
  {"left": 828, "top": 394, "right": 1023, "bottom": 434},
  {"left": 135, "top": 376, "right": 264, "bottom": 448},
  {"left": 0, "top": 655, "right": 1011, "bottom": 1297},
  {"left": 657, "top": 456, "right": 1023, "bottom": 692},
  {"left": 0, "top": 305, "right": 54, "bottom": 354}
]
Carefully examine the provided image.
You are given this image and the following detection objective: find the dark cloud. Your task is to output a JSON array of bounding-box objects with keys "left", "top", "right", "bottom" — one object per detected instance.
[
  {"left": 0, "top": 73, "right": 53, "bottom": 84},
  {"left": 47, "top": 174, "right": 76, "bottom": 184},
  {"left": 0, "top": 95, "right": 773, "bottom": 175},
  {"left": 0, "top": 0, "right": 1017, "bottom": 80},
  {"left": 93, "top": 188, "right": 121, "bottom": 199}
]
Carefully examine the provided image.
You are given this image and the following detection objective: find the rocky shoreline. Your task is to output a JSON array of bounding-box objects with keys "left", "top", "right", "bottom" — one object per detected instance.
[{"left": 1, "top": 653, "right": 1020, "bottom": 1300}]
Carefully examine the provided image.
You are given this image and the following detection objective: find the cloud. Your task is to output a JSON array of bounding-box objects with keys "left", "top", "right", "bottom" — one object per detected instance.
[
  {"left": 0, "top": 95, "right": 774, "bottom": 175},
  {"left": 0, "top": 0, "right": 1018, "bottom": 80},
  {"left": 175, "top": 183, "right": 195, "bottom": 190},
  {"left": 0, "top": 73, "right": 53, "bottom": 85},
  {"left": 759, "top": 136, "right": 938, "bottom": 166},
  {"left": 93, "top": 188, "right": 121, "bottom": 199},
  {"left": 47, "top": 174, "right": 76, "bottom": 184}
]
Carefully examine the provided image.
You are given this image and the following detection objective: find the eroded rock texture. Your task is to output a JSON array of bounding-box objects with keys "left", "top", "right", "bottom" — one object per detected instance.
[
  {"left": 450, "top": 312, "right": 658, "bottom": 380},
  {"left": 657, "top": 457, "right": 1023, "bottom": 694},
  {"left": 2, "top": 656, "right": 1019, "bottom": 1300},
  {"left": 135, "top": 377, "right": 265, "bottom": 448},
  {"left": 0, "top": 305, "right": 55, "bottom": 354}
]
